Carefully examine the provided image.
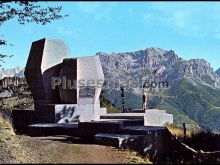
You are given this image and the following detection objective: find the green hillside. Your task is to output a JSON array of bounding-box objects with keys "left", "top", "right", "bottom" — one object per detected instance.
[
  {"left": 102, "top": 78, "right": 220, "bottom": 133},
  {"left": 164, "top": 78, "right": 220, "bottom": 132}
]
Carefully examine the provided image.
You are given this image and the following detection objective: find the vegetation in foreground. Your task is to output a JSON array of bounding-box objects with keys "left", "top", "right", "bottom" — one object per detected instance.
[
  {"left": 166, "top": 123, "right": 220, "bottom": 164},
  {"left": 167, "top": 123, "right": 220, "bottom": 151},
  {"left": 0, "top": 114, "right": 31, "bottom": 163},
  {"left": 1, "top": 92, "right": 220, "bottom": 164}
]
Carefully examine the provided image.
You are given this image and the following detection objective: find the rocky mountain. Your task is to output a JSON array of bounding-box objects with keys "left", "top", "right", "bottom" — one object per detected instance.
[
  {"left": 216, "top": 68, "right": 220, "bottom": 77},
  {"left": 98, "top": 48, "right": 220, "bottom": 92},
  {"left": 98, "top": 48, "right": 220, "bottom": 133},
  {"left": 0, "top": 67, "right": 24, "bottom": 79}
]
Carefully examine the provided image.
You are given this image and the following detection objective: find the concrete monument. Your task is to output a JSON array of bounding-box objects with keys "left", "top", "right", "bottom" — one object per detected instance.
[{"left": 24, "top": 38, "right": 107, "bottom": 123}]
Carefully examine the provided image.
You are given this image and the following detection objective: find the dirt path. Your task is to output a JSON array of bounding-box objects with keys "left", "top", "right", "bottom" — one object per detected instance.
[
  {"left": 13, "top": 135, "right": 150, "bottom": 164},
  {"left": 1, "top": 113, "right": 150, "bottom": 164}
]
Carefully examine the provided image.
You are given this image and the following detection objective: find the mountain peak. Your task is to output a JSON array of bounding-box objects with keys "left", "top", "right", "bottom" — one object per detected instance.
[
  {"left": 98, "top": 47, "right": 220, "bottom": 87},
  {"left": 0, "top": 67, "right": 24, "bottom": 79},
  {"left": 146, "top": 47, "right": 167, "bottom": 54},
  {"left": 216, "top": 68, "right": 220, "bottom": 76}
]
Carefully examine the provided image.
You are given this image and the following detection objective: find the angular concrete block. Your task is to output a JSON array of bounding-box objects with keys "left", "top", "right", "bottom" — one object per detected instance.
[
  {"left": 77, "top": 56, "right": 105, "bottom": 104},
  {"left": 59, "top": 58, "right": 77, "bottom": 104},
  {"left": 144, "top": 109, "right": 173, "bottom": 126},
  {"left": 24, "top": 39, "right": 107, "bottom": 122},
  {"left": 95, "top": 133, "right": 145, "bottom": 149},
  {"left": 24, "top": 38, "right": 69, "bottom": 109}
]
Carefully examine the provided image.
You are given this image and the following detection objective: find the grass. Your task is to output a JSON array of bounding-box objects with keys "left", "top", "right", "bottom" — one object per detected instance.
[
  {"left": 100, "top": 97, "right": 120, "bottom": 113},
  {"left": 166, "top": 123, "right": 220, "bottom": 152},
  {"left": 166, "top": 123, "right": 194, "bottom": 139},
  {"left": 166, "top": 123, "right": 220, "bottom": 164},
  {"left": 0, "top": 115, "right": 15, "bottom": 142},
  {"left": 185, "top": 131, "right": 220, "bottom": 152},
  {"left": 0, "top": 113, "right": 36, "bottom": 164},
  {"left": 121, "top": 150, "right": 153, "bottom": 164}
]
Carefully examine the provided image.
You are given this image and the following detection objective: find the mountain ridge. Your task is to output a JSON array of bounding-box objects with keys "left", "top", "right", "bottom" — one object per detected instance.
[
  {"left": 98, "top": 47, "right": 220, "bottom": 91},
  {"left": 1, "top": 47, "right": 220, "bottom": 132},
  {"left": 1, "top": 47, "right": 219, "bottom": 84}
]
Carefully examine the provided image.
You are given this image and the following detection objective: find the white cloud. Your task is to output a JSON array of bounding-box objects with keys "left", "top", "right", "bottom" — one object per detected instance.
[
  {"left": 143, "top": 2, "right": 220, "bottom": 39},
  {"left": 76, "top": 2, "right": 102, "bottom": 14},
  {"left": 57, "top": 26, "right": 73, "bottom": 37},
  {"left": 94, "top": 7, "right": 112, "bottom": 21},
  {"left": 171, "top": 11, "right": 188, "bottom": 29},
  {"left": 76, "top": 2, "right": 117, "bottom": 21}
]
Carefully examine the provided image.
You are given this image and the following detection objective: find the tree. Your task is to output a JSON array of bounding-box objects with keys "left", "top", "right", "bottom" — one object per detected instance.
[{"left": 0, "top": 1, "right": 68, "bottom": 64}]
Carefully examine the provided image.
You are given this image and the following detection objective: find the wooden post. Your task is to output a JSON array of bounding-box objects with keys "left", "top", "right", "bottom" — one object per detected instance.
[
  {"left": 183, "top": 123, "right": 186, "bottom": 141},
  {"left": 121, "top": 87, "right": 125, "bottom": 113}
]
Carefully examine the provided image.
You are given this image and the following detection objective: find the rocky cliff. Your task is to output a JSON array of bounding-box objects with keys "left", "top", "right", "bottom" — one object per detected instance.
[{"left": 98, "top": 48, "right": 220, "bottom": 92}]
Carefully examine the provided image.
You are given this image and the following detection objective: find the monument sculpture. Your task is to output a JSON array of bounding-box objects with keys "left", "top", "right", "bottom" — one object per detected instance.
[{"left": 24, "top": 38, "right": 107, "bottom": 123}]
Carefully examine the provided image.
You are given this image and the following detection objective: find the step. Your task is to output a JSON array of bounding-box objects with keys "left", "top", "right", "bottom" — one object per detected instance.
[
  {"left": 95, "top": 119, "right": 144, "bottom": 127},
  {"left": 100, "top": 113, "right": 145, "bottom": 120},
  {"left": 94, "top": 127, "right": 173, "bottom": 157},
  {"left": 28, "top": 123, "right": 79, "bottom": 137},
  {"left": 78, "top": 120, "right": 123, "bottom": 137},
  {"left": 120, "top": 119, "right": 144, "bottom": 127},
  {"left": 94, "top": 133, "right": 145, "bottom": 151},
  {"left": 12, "top": 110, "right": 55, "bottom": 134},
  {"left": 78, "top": 119, "right": 146, "bottom": 137},
  {"left": 119, "top": 126, "right": 167, "bottom": 135},
  {"left": 127, "top": 110, "right": 145, "bottom": 113}
]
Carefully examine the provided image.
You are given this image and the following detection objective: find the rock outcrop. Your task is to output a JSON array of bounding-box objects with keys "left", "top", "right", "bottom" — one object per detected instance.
[{"left": 98, "top": 47, "right": 220, "bottom": 91}]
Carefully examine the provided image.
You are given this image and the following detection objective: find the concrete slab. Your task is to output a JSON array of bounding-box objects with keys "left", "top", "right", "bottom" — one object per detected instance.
[
  {"left": 100, "top": 109, "right": 173, "bottom": 126},
  {"left": 95, "top": 133, "right": 145, "bottom": 149},
  {"left": 12, "top": 109, "right": 55, "bottom": 134},
  {"left": 94, "top": 126, "right": 172, "bottom": 157},
  {"left": 100, "top": 113, "right": 145, "bottom": 119},
  {"left": 119, "top": 126, "right": 167, "bottom": 135},
  {"left": 144, "top": 109, "right": 173, "bottom": 126},
  {"left": 29, "top": 123, "right": 78, "bottom": 128},
  {"left": 28, "top": 123, "right": 78, "bottom": 137}
]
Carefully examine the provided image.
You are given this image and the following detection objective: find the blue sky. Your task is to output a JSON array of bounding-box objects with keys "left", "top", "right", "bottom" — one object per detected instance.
[{"left": 1, "top": 2, "right": 220, "bottom": 70}]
